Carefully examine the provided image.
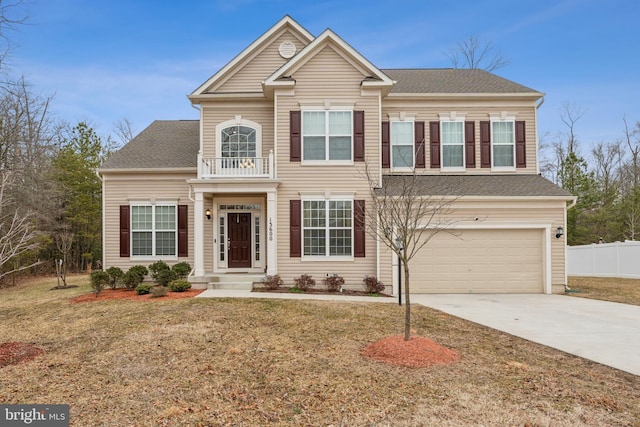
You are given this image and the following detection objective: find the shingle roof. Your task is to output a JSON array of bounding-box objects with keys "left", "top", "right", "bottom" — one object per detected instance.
[
  {"left": 100, "top": 120, "right": 199, "bottom": 170},
  {"left": 381, "top": 69, "right": 540, "bottom": 94},
  {"left": 379, "top": 174, "right": 573, "bottom": 198}
]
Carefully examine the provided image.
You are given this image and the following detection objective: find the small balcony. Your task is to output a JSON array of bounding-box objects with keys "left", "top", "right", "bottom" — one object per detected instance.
[{"left": 199, "top": 151, "right": 274, "bottom": 179}]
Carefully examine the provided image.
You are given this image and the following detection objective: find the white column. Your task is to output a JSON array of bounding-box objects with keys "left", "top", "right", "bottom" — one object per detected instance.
[
  {"left": 266, "top": 190, "right": 277, "bottom": 275},
  {"left": 194, "top": 191, "right": 205, "bottom": 277}
]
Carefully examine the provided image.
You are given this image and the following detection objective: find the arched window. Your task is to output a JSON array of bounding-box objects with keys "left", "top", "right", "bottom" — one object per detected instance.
[{"left": 220, "top": 125, "right": 257, "bottom": 159}]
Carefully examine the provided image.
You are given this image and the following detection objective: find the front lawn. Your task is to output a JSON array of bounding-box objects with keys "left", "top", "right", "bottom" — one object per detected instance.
[
  {"left": 568, "top": 276, "right": 640, "bottom": 306},
  {"left": 0, "top": 276, "right": 638, "bottom": 426}
]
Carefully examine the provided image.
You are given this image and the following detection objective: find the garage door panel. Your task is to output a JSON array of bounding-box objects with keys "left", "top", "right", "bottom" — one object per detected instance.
[{"left": 411, "top": 229, "right": 543, "bottom": 293}]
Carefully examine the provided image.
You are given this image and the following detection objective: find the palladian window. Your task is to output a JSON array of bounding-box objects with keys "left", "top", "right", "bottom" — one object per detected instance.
[{"left": 221, "top": 126, "right": 257, "bottom": 167}]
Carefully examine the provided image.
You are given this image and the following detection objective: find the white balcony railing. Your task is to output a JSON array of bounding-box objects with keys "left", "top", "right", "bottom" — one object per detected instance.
[{"left": 199, "top": 151, "right": 274, "bottom": 179}]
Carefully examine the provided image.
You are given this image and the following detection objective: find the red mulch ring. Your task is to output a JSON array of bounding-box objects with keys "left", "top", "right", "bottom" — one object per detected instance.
[
  {"left": 361, "top": 335, "right": 460, "bottom": 368},
  {"left": 71, "top": 288, "right": 204, "bottom": 303},
  {"left": 0, "top": 342, "right": 44, "bottom": 368}
]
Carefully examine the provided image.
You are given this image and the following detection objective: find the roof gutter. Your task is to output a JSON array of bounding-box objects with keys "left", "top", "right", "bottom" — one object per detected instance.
[{"left": 536, "top": 95, "right": 545, "bottom": 109}]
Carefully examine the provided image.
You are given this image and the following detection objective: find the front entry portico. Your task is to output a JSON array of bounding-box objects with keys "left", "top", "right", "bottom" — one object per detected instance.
[{"left": 189, "top": 179, "right": 279, "bottom": 282}]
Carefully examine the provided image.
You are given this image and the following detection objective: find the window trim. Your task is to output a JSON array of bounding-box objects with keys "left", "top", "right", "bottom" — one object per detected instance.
[
  {"left": 440, "top": 119, "right": 466, "bottom": 172},
  {"left": 301, "top": 197, "right": 354, "bottom": 261},
  {"left": 490, "top": 119, "right": 516, "bottom": 171},
  {"left": 301, "top": 109, "right": 354, "bottom": 165},
  {"left": 130, "top": 203, "right": 178, "bottom": 261},
  {"left": 390, "top": 119, "right": 415, "bottom": 171}
]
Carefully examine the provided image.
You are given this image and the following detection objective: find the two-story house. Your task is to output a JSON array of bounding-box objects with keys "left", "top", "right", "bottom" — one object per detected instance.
[{"left": 99, "top": 16, "right": 574, "bottom": 294}]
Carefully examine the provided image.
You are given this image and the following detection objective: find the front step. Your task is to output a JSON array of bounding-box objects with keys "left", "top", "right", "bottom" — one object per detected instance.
[{"left": 206, "top": 273, "right": 265, "bottom": 291}]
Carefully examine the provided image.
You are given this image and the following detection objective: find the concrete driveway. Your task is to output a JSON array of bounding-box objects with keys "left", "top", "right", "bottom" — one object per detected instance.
[{"left": 412, "top": 294, "right": 640, "bottom": 376}]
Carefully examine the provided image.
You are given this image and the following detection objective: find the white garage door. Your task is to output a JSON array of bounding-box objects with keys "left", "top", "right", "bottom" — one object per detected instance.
[{"left": 410, "top": 229, "right": 544, "bottom": 293}]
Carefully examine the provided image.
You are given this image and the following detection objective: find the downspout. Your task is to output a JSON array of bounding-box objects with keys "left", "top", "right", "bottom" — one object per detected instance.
[
  {"left": 534, "top": 95, "right": 545, "bottom": 175},
  {"left": 564, "top": 196, "right": 577, "bottom": 292},
  {"left": 191, "top": 103, "right": 203, "bottom": 179},
  {"left": 96, "top": 169, "right": 106, "bottom": 271},
  {"left": 376, "top": 91, "right": 382, "bottom": 281}
]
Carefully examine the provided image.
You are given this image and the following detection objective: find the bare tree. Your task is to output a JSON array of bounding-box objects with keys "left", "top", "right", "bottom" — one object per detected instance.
[
  {"left": 113, "top": 118, "right": 134, "bottom": 144},
  {"left": 53, "top": 223, "right": 73, "bottom": 287},
  {"left": 363, "top": 164, "right": 461, "bottom": 341},
  {"left": 0, "top": 171, "right": 41, "bottom": 281},
  {"left": 559, "top": 102, "right": 586, "bottom": 155},
  {"left": 446, "top": 35, "right": 510, "bottom": 72},
  {"left": 0, "top": 0, "right": 28, "bottom": 72}
]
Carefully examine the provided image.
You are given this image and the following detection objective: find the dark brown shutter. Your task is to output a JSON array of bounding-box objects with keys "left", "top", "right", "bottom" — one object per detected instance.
[
  {"left": 381, "top": 121, "right": 390, "bottom": 168},
  {"left": 480, "top": 121, "right": 491, "bottom": 168},
  {"left": 290, "top": 111, "right": 301, "bottom": 162},
  {"left": 465, "top": 121, "right": 476, "bottom": 168},
  {"left": 119, "top": 205, "right": 130, "bottom": 257},
  {"left": 429, "top": 121, "right": 440, "bottom": 168},
  {"left": 515, "top": 121, "right": 526, "bottom": 168},
  {"left": 290, "top": 200, "right": 301, "bottom": 257},
  {"left": 354, "top": 111, "right": 365, "bottom": 162},
  {"left": 177, "top": 205, "right": 188, "bottom": 257},
  {"left": 415, "top": 121, "right": 425, "bottom": 168},
  {"left": 354, "top": 200, "right": 365, "bottom": 257}
]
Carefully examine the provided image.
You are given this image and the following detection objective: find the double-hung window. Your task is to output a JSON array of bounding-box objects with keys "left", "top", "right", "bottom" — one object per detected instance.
[
  {"left": 302, "top": 111, "right": 352, "bottom": 162},
  {"left": 391, "top": 121, "right": 414, "bottom": 169},
  {"left": 131, "top": 205, "right": 177, "bottom": 257},
  {"left": 492, "top": 120, "right": 515, "bottom": 168},
  {"left": 303, "top": 199, "right": 353, "bottom": 257},
  {"left": 441, "top": 121, "right": 464, "bottom": 169}
]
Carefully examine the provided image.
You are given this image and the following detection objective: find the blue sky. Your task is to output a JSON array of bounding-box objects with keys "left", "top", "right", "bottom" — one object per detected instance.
[{"left": 8, "top": 0, "right": 640, "bottom": 152}]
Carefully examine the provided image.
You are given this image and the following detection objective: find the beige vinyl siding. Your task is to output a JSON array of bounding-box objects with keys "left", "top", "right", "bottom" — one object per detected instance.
[
  {"left": 102, "top": 172, "right": 195, "bottom": 272},
  {"left": 200, "top": 101, "right": 274, "bottom": 160},
  {"left": 378, "top": 199, "right": 567, "bottom": 293},
  {"left": 271, "top": 43, "right": 382, "bottom": 286},
  {"left": 215, "top": 30, "right": 310, "bottom": 94},
  {"left": 382, "top": 102, "right": 538, "bottom": 174}
]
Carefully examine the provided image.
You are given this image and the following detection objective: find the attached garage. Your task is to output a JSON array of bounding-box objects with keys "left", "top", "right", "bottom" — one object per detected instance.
[{"left": 410, "top": 228, "right": 545, "bottom": 293}]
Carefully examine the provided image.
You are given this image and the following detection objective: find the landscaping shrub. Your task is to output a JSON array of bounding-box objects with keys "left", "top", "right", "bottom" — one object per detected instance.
[
  {"left": 148, "top": 260, "right": 170, "bottom": 282},
  {"left": 171, "top": 262, "right": 192, "bottom": 279},
  {"left": 123, "top": 266, "right": 148, "bottom": 290},
  {"left": 135, "top": 283, "right": 152, "bottom": 295},
  {"left": 129, "top": 265, "right": 148, "bottom": 281},
  {"left": 168, "top": 279, "right": 192, "bottom": 292},
  {"left": 90, "top": 270, "right": 109, "bottom": 296},
  {"left": 121, "top": 271, "right": 139, "bottom": 290},
  {"left": 105, "top": 266, "right": 124, "bottom": 290},
  {"left": 151, "top": 286, "right": 168, "bottom": 298},
  {"left": 362, "top": 275, "right": 385, "bottom": 294},
  {"left": 294, "top": 274, "right": 315, "bottom": 291},
  {"left": 155, "top": 269, "right": 176, "bottom": 287},
  {"left": 262, "top": 274, "right": 284, "bottom": 290},
  {"left": 324, "top": 275, "right": 344, "bottom": 292}
]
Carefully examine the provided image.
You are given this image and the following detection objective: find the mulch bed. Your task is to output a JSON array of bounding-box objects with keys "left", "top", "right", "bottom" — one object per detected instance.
[
  {"left": 71, "top": 288, "right": 203, "bottom": 303},
  {"left": 0, "top": 342, "right": 44, "bottom": 368},
  {"left": 253, "top": 287, "right": 392, "bottom": 297},
  {"left": 361, "top": 335, "right": 460, "bottom": 368}
]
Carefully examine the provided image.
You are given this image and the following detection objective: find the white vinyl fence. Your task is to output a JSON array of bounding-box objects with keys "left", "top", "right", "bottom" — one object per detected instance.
[{"left": 568, "top": 241, "right": 640, "bottom": 278}]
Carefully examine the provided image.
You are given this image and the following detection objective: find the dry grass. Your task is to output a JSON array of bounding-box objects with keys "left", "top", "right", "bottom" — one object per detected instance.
[
  {"left": 0, "top": 275, "right": 638, "bottom": 426},
  {"left": 568, "top": 276, "right": 640, "bottom": 306}
]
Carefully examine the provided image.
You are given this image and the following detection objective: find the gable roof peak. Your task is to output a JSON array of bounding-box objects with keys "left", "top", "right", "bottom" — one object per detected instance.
[
  {"left": 190, "top": 15, "right": 314, "bottom": 97},
  {"left": 263, "top": 26, "right": 394, "bottom": 94}
]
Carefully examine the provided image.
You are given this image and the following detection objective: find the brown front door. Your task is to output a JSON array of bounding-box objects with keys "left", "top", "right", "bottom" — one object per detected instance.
[{"left": 228, "top": 213, "right": 252, "bottom": 268}]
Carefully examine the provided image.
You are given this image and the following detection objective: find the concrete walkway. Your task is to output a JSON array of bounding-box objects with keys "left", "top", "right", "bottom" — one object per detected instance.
[
  {"left": 412, "top": 294, "right": 640, "bottom": 377},
  {"left": 197, "top": 290, "right": 640, "bottom": 376},
  {"left": 197, "top": 289, "right": 397, "bottom": 303}
]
